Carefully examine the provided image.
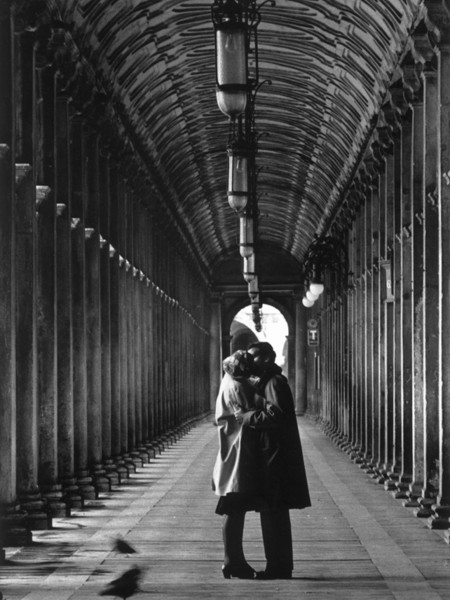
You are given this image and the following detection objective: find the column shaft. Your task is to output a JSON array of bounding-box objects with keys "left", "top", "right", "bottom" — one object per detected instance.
[
  {"left": 209, "top": 295, "right": 222, "bottom": 412},
  {"left": 295, "top": 299, "right": 307, "bottom": 415},
  {"left": 410, "top": 99, "right": 426, "bottom": 504},
  {"left": 421, "top": 68, "right": 440, "bottom": 511}
]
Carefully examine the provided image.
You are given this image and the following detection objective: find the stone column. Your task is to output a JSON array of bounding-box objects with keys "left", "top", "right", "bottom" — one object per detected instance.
[
  {"left": 406, "top": 95, "right": 426, "bottom": 507},
  {"left": 100, "top": 237, "right": 117, "bottom": 485},
  {"left": 0, "top": 5, "right": 19, "bottom": 557},
  {"left": 383, "top": 147, "right": 396, "bottom": 482},
  {"left": 85, "top": 227, "right": 109, "bottom": 493},
  {"left": 392, "top": 129, "right": 403, "bottom": 484},
  {"left": 15, "top": 164, "right": 48, "bottom": 529},
  {"left": 110, "top": 246, "right": 126, "bottom": 480},
  {"left": 419, "top": 66, "right": 440, "bottom": 516},
  {"left": 35, "top": 58, "right": 66, "bottom": 515},
  {"left": 36, "top": 186, "right": 66, "bottom": 517},
  {"left": 55, "top": 204, "right": 79, "bottom": 508},
  {"left": 71, "top": 117, "right": 96, "bottom": 500},
  {"left": 348, "top": 219, "right": 358, "bottom": 451},
  {"left": 0, "top": 143, "right": 22, "bottom": 551},
  {"left": 145, "top": 276, "right": 155, "bottom": 450},
  {"left": 108, "top": 173, "right": 126, "bottom": 478},
  {"left": 371, "top": 179, "right": 381, "bottom": 471},
  {"left": 149, "top": 281, "right": 157, "bottom": 441},
  {"left": 140, "top": 270, "right": 150, "bottom": 452},
  {"left": 376, "top": 163, "right": 388, "bottom": 477},
  {"left": 132, "top": 266, "right": 144, "bottom": 462},
  {"left": 294, "top": 297, "right": 307, "bottom": 415},
  {"left": 430, "top": 42, "right": 450, "bottom": 531},
  {"left": 395, "top": 110, "right": 414, "bottom": 499},
  {"left": 355, "top": 203, "right": 365, "bottom": 457},
  {"left": 209, "top": 293, "right": 222, "bottom": 412},
  {"left": 364, "top": 185, "right": 374, "bottom": 464},
  {"left": 126, "top": 261, "right": 140, "bottom": 467},
  {"left": 119, "top": 256, "right": 132, "bottom": 469}
]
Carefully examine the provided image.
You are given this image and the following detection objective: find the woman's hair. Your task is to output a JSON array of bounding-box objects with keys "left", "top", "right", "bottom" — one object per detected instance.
[
  {"left": 223, "top": 350, "right": 253, "bottom": 378},
  {"left": 248, "top": 341, "right": 276, "bottom": 362}
]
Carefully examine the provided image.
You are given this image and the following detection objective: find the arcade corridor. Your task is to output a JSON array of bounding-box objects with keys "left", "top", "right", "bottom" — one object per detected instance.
[
  {"left": 2, "top": 0, "right": 450, "bottom": 593},
  {"left": 2, "top": 416, "right": 450, "bottom": 600}
]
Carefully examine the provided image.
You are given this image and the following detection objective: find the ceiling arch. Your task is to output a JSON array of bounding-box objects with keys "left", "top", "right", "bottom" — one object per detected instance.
[{"left": 58, "top": 0, "right": 424, "bottom": 283}]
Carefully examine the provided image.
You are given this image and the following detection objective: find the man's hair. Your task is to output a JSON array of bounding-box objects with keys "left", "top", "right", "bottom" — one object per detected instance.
[{"left": 248, "top": 341, "right": 276, "bottom": 362}]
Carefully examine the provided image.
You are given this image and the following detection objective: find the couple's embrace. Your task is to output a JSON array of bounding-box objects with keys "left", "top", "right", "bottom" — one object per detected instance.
[{"left": 212, "top": 342, "right": 311, "bottom": 580}]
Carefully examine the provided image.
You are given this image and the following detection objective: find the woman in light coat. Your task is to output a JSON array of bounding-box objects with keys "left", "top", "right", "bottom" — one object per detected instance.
[{"left": 212, "top": 350, "right": 263, "bottom": 579}]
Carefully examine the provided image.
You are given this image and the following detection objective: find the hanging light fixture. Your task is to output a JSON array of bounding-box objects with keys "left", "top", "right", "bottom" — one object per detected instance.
[
  {"left": 243, "top": 255, "right": 257, "bottom": 282},
  {"left": 239, "top": 212, "right": 254, "bottom": 258},
  {"left": 302, "top": 235, "right": 348, "bottom": 305},
  {"left": 306, "top": 290, "right": 319, "bottom": 302},
  {"left": 248, "top": 275, "right": 258, "bottom": 290},
  {"left": 212, "top": 0, "right": 249, "bottom": 119},
  {"left": 309, "top": 281, "right": 325, "bottom": 296},
  {"left": 302, "top": 296, "right": 314, "bottom": 308},
  {"left": 227, "top": 131, "right": 249, "bottom": 212},
  {"left": 309, "top": 265, "right": 324, "bottom": 296}
]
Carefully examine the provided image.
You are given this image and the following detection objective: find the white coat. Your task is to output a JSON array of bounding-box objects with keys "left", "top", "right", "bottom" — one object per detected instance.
[{"left": 212, "top": 373, "right": 260, "bottom": 496}]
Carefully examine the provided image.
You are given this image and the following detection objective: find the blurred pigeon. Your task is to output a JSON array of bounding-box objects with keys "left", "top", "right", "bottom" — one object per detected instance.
[
  {"left": 112, "top": 538, "right": 137, "bottom": 555},
  {"left": 98, "top": 566, "right": 142, "bottom": 599}
]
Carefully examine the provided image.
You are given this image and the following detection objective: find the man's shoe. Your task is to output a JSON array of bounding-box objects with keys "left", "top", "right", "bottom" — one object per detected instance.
[{"left": 257, "top": 569, "right": 292, "bottom": 580}]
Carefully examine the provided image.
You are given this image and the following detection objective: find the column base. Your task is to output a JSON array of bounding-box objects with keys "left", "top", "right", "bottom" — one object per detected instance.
[
  {"left": 91, "top": 465, "right": 111, "bottom": 495},
  {"left": 403, "top": 498, "right": 420, "bottom": 508},
  {"left": 40, "top": 482, "right": 70, "bottom": 518},
  {"left": 360, "top": 459, "right": 376, "bottom": 475},
  {"left": 393, "top": 479, "right": 411, "bottom": 500},
  {"left": 137, "top": 446, "right": 151, "bottom": 464},
  {"left": 384, "top": 471, "right": 400, "bottom": 492},
  {"left": 130, "top": 451, "right": 144, "bottom": 469},
  {"left": 1, "top": 504, "right": 33, "bottom": 546},
  {"left": 61, "top": 477, "right": 84, "bottom": 509},
  {"left": 149, "top": 442, "right": 161, "bottom": 456},
  {"left": 414, "top": 496, "right": 435, "bottom": 518},
  {"left": 144, "top": 443, "right": 157, "bottom": 460},
  {"left": 402, "top": 482, "right": 423, "bottom": 508},
  {"left": 351, "top": 453, "right": 364, "bottom": 465},
  {"left": 153, "top": 439, "right": 166, "bottom": 453},
  {"left": 104, "top": 460, "right": 120, "bottom": 487},
  {"left": 19, "top": 490, "right": 51, "bottom": 530},
  {"left": 122, "top": 454, "right": 138, "bottom": 474},
  {"left": 427, "top": 504, "right": 450, "bottom": 530},
  {"left": 76, "top": 471, "right": 96, "bottom": 501},
  {"left": 113, "top": 456, "right": 130, "bottom": 482}
]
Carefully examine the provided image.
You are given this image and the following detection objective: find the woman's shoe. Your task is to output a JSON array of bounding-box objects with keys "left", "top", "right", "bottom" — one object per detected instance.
[{"left": 222, "top": 564, "right": 256, "bottom": 579}]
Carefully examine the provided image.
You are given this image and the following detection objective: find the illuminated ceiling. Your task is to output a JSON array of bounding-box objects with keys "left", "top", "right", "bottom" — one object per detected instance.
[{"left": 59, "top": 0, "right": 425, "bottom": 284}]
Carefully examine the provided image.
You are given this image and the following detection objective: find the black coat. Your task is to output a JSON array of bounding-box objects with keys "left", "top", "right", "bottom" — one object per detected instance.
[{"left": 242, "top": 367, "right": 311, "bottom": 510}]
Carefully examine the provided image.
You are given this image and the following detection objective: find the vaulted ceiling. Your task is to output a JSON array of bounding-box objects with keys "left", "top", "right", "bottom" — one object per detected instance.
[{"left": 59, "top": 0, "right": 424, "bottom": 284}]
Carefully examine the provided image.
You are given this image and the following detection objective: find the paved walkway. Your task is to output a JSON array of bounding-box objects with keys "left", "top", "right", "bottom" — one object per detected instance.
[{"left": 2, "top": 417, "right": 450, "bottom": 600}]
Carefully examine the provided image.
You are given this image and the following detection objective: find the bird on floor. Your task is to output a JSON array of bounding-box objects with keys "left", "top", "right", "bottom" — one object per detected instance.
[
  {"left": 112, "top": 537, "right": 137, "bottom": 555},
  {"left": 98, "top": 566, "right": 142, "bottom": 600}
]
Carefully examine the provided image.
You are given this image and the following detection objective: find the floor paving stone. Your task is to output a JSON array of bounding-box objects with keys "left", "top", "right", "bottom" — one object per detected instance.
[{"left": 1, "top": 416, "right": 450, "bottom": 599}]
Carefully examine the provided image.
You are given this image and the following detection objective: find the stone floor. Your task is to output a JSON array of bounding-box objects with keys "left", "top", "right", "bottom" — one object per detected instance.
[{"left": 2, "top": 416, "right": 450, "bottom": 600}]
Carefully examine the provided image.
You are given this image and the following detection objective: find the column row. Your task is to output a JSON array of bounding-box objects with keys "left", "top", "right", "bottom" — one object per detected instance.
[
  {"left": 312, "top": 17, "right": 450, "bottom": 534},
  {"left": 0, "top": 2, "right": 211, "bottom": 551}
]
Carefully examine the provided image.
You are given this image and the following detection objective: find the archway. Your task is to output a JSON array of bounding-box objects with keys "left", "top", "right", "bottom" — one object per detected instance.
[{"left": 230, "top": 303, "right": 289, "bottom": 375}]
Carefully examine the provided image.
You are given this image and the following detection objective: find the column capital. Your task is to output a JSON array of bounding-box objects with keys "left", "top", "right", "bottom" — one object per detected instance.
[
  {"left": 412, "top": 20, "right": 438, "bottom": 65},
  {"left": 209, "top": 290, "right": 223, "bottom": 302},
  {"left": 424, "top": 1, "right": 450, "bottom": 44}
]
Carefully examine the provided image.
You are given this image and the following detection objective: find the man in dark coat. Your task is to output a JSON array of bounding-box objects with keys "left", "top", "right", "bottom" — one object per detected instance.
[{"left": 244, "top": 341, "right": 311, "bottom": 579}]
